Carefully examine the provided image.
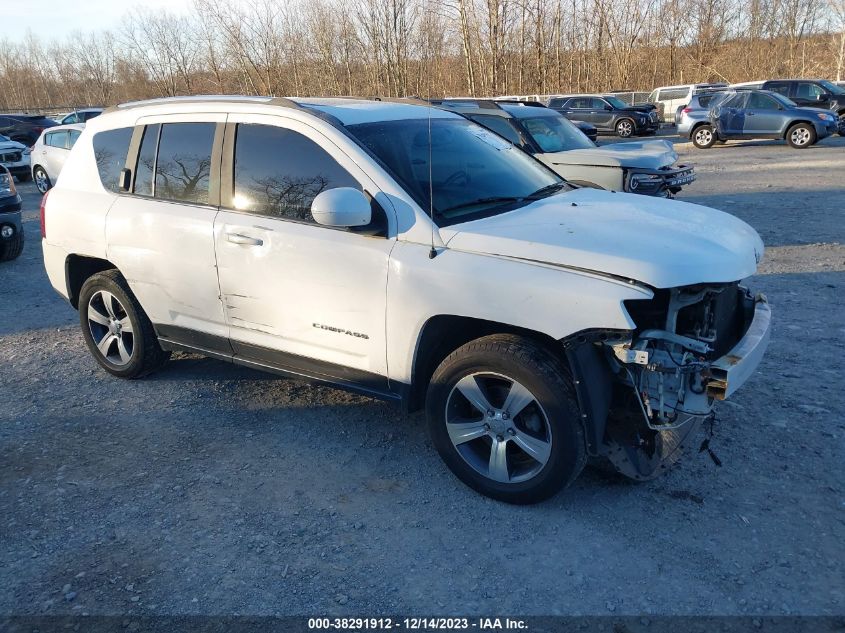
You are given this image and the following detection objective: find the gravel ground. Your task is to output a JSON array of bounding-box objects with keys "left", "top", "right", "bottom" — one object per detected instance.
[{"left": 1, "top": 132, "right": 844, "bottom": 618}]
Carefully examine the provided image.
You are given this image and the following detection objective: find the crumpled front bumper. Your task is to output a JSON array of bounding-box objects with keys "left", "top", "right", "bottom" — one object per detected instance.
[
  {"left": 626, "top": 164, "right": 696, "bottom": 196},
  {"left": 706, "top": 294, "right": 772, "bottom": 400}
]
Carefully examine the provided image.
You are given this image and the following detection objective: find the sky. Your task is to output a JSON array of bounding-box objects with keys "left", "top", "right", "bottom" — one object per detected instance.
[{"left": 1, "top": 0, "right": 199, "bottom": 43}]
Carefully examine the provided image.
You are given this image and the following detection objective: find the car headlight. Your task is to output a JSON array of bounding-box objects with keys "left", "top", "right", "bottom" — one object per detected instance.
[
  {"left": 816, "top": 112, "right": 834, "bottom": 121},
  {"left": 0, "top": 173, "right": 15, "bottom": 195},
  {"left": 23, "top": 147, "right": 31, "bottom": 156},
  {"left": 627, "top": 173, "right": 663, "bottom": 192}
]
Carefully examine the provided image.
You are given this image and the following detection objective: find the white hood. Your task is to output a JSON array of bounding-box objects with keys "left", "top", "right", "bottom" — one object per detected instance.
[
  {"left": 538, "top": 139, "right": 678, "bottom": 170},
  {"left": 441, "top": 188, "right": 763, "bottom": 289}
]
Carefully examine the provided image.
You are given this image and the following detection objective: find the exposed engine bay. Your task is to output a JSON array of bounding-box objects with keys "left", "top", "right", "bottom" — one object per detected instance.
[{"left": 597, "top": 282, "right": 767, "bottom": 479}]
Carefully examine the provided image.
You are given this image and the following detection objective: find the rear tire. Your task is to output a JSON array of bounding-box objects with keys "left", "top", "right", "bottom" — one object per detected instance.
[
  {"left": 33, "top": 166, "right": 51, "bottom": 194},
  {"left": 425, "top": 334, "right": 586, "bottom": 504},
  {"left": 692, "top": 124, "right": 716, "bottom": 149},
  {"left": 0, "top": 231, "right": 24, "bottom": 261},
  {"left": 786, "top": 122, "right": 815, "bottom": 149},
  {"left": 78, "top": 270, "right": 170, "bottom": 379}
]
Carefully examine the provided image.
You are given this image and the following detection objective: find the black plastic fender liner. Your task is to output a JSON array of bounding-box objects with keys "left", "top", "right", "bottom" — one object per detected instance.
[{"left": 565, "top": 342, "right": 614, "bottom": 456}]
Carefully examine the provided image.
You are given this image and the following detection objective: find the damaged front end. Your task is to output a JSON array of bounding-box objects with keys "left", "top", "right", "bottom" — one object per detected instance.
[{"left": 598, "top": 282, "right": 771, "bottom": 479}]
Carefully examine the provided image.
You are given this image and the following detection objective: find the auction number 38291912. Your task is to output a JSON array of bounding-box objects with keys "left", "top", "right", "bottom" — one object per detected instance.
[{"left": 307, "top": 618, "right": 528, "bottom": 630}]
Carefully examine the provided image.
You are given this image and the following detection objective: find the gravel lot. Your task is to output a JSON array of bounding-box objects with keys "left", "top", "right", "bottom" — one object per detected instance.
[{"left": 1, "top": 132, "right": 844, "bottom": 618}]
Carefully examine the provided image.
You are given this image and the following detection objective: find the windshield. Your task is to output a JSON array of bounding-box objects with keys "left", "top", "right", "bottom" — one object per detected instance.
[
  {"left": 605, "top": 96, "right": 629, "bottom": 109},
  {"left": 347, "top": 118, "right": 565, "bottom": 226},
  {"left": 520, "top": 115, "right": 595, "bottom": 152},
  {"left": 819, "top": 80, "right": 845, "bottom": 95}
]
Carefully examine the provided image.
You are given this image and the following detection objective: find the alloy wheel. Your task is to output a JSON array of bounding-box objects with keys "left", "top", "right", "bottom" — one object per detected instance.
[
  {"left": 34, "top": 169, "right": 49, "bottom": 194},
  {"left": 695, "top": 128, "right": 712, "bottom": 146},
  {"left": 790, "top": 126, "right": 811, "bottom": 146},
  {"left": 87, "top": 290, "right": 135, "bottom": 366},
  {"left": 445, "top": 372, "right": 552, "bottom": 484},
  {"left": 617, "top": 120, "right": 633, "bottom": 137}
]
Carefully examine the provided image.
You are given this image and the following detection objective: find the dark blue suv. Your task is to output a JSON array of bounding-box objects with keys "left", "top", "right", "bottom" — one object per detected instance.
[{"left": 691, "top": 89, "right": 838, "bottom": 149}]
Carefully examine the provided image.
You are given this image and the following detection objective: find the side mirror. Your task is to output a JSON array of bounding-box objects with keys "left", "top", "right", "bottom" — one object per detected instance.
[{"left": 311, "top": 187, "right": 371, "bottom": 228}]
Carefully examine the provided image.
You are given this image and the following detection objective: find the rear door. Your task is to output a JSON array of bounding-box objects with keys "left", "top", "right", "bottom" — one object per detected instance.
[
  {"left": 590, "top": 98, "right": 614, "bottom": 128},
  {"left": 213, "top": 114, "right": 393, "bottom": 382},
  {"left": 105, "top": 115, "right": 229, "bottom": 349},
  {"left": 560, "top": 98, "right": 587, "bottom": 123},
  {"left": 714, "top": 92, "right": 748, "bottom": 136},
  {"left": 42, "top": 130, "right": 69, "bottom": 181},
  {"left": 743, "top": 92, "right": 783, "bottom": 135}
]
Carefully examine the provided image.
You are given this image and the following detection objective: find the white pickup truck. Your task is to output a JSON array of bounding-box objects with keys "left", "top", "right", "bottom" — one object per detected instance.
[{"left": 41, "top": 96, "right": 771, "bottom": 503}]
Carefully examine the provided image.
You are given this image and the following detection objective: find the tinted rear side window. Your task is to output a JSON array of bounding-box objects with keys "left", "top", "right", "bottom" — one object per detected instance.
[
  {"left": 232, "top": 123, "right": 358, "bottom": 223},
  {"left": 134, "top": 124, "right": 160, "bottom": 197},
  {"left": 92, "top": 127, "right": 133, "bottom": 193},
  {"left": 470, "top": 115, "right": 524, "bottom": 148},
  {"left": 154, "top": 123, "right": 215, "bottom": 204}
]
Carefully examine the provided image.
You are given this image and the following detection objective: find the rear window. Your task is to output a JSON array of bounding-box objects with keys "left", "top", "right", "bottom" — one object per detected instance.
[
  {"left": 154, "top": 123, "right": 215, "bottom": 204},
  {"left": 92, "top": 127, "right": 133, "bottom": 193}
]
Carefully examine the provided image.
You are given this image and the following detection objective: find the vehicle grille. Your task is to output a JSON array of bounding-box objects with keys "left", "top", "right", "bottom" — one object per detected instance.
[{"left": 0, "top": 152, "right": 22, "bottom": 163}]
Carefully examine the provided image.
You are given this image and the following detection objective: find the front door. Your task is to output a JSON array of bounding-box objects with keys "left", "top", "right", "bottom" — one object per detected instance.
[
  {"left": 743, "top": 92, "right": 783, "bottom": 135},
  {"left": 213, "top": 115, "right": 393, "bottom": 386},
  {"left": 590, "top": 98, "right": 615, "bottom": 129}
]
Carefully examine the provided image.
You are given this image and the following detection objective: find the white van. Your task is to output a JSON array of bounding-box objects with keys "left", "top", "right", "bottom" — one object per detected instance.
[{"left": 648, "top": 83, "right": 728, "bottom": 122}]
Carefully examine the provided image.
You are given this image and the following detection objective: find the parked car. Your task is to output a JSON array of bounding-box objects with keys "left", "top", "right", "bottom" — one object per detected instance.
[
  {"left": 438, "top": 99, "right": 694, "bottom": 197},
  {"left": 0, "top": 165, "right": 23, "bottom": 261},
  {"left": 677, "top": 90, "right": 732, "bottom": 139},
  {"left": 647, "top": 83, "right": 728, "bottom": 122},
  {"left": 0, "top": 113, "right": 58, "bottom": 146},
  {"left": 0, "top": 133, "right": 32, "bottom": 181},
  {"left": 746, "top": 79, "right": 845, "bottom": 135},
  {"left": 42, "top": 95, "right": 770, "bottom": 503},
  {"left": 691, "top": 89, "right": 838, "bottom": 149},
  {"left": 30, "top": 123, "right": 85, "bottom": 193},
  {"left": 548, "top": 94, "right": 659, "bottom": 137},
  {"left": 572, "top": 119, "right": 597, "bottom": 142},
  {"left": 58, "top": 108, "right": 104, "bottom": 125}
]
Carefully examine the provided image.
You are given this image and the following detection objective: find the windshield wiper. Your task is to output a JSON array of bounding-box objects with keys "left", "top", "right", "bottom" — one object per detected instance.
[
  {"left": 526, "top": 182, "right": 568, "bottom": 199},
  {"left": 440, "top": 196, "right": 522, "bottom": 213}
]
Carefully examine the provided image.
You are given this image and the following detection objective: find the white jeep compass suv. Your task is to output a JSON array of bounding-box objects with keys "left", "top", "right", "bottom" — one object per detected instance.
[{"left": 41, "top": 96, "right": 771, "bottom": 504}]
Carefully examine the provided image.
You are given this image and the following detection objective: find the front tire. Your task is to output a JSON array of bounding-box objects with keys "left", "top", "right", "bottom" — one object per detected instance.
[
  {"left": 786, "top": 122, "right": 815, "bottom": 148},
  {"left": 78, "top": 270, "right": 170, "bottom": 378},
  {"left": 0, "top": 231, "right": 24, "bottom": 261},
  {"left": 692, "top": 124, "right": 716, "bottom": 149},
  {"left": 426, "top": 334, "right": 586, "bottom": 504},
  {"left": 615, "top": 118, "right": 634, "bottom": 138}
]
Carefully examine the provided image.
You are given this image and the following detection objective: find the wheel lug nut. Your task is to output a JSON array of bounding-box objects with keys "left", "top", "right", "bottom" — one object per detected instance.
[
  {"left": 496, "top": 434, "right": 504, "bottom": 442},
  {"left": 502, "top": 412, "right": 509, "bottom": 420},
  {"left": 487, "top": 410, "right": 494, "bottom": 418},
  {"left": 483, "top": 424, "right": 490, "bottom": 431},
  {"left": 507, "top": 428, "right": 516, "bottom": 436}
]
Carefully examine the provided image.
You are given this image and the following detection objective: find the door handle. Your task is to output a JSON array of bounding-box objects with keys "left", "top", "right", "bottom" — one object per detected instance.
[
  {"left": 226, "top": 233, "right": 263, "bottom": 246},
  {"left": 746, "top": 112, "right": 755, "bottom": 116}
]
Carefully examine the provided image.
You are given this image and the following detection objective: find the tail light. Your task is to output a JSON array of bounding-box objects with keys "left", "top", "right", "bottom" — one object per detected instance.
[
  {"left": 40, "top": 190, "right": 50, "bottom": 239},
  {"left": 682, "top": 107, "right": 692, "bottom": 114}
]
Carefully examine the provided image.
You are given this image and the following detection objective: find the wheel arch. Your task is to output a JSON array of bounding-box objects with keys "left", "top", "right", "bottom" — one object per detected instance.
[
  {"left": 407, "top": 314, "right": 620, "bottom": 455},
  {"left": 689, "top": 121, "right": 710, "bottom": 138},
  {"left": 783, "top": 119, "right": 815, "bottom": 138},
  {"left": 65, "top": 254, "right": 119, "bottom": 309}
]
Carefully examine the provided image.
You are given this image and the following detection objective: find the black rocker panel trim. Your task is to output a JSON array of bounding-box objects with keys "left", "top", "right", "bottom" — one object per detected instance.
[{"left": 155, "top": 324, "right": 404, "bottom": 404}]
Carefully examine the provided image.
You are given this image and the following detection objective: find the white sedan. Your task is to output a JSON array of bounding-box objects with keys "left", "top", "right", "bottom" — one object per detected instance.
[{"left": 30, "top": 123, "right": 85, "bottom": 194}]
